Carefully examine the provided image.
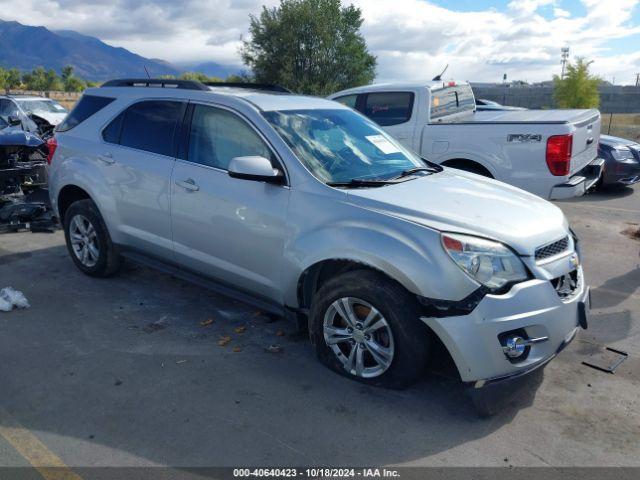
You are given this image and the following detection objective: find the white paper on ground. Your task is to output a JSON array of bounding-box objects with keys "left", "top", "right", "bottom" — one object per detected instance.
[
  {"left": 0, "top": 287, "right": 30, "bottom": 312},
  {"left": 365, "top": 135, "right": 401, "bottom": 155}
]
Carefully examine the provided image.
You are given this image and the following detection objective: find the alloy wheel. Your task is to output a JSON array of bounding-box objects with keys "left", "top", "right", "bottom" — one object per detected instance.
[
  {"left": 323, "top": 297, "right": 395, "bottom": 378},
  {"left": 69, "top": 214, "right": 100, "bottom": 267}
]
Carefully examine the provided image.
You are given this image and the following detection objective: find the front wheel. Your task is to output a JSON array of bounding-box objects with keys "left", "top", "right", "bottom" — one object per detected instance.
[{"left": 309, "top": 270, "right": 431, "bottom": 389}]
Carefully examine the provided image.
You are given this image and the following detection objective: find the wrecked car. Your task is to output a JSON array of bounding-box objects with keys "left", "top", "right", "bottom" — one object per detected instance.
[
  {"left": 0, "top": 115, "right": 55, "bottom": 232},
  {"left": 0, "top": 95, "right": 67, "bottom": 138},
  {"left": 49, "top": 79, "right": 590, "bottom": 410}
]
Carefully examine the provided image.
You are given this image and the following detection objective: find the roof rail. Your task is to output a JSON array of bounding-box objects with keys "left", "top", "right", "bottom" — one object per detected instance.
[
  {"left": 101, "top": 78, "right": 210, "bottom": 91},
  {"left": 205, "top": 82, "right": 291, "bottom": 93}
]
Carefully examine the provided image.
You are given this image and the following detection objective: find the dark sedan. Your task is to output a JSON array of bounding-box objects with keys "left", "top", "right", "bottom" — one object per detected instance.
[{"left": 598, "top": 135, "right": 640, "bottom": 188}]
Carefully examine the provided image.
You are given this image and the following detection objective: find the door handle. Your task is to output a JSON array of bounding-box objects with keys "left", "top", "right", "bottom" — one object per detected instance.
[
  {"left": 175, "top": 178, "right": 199, "bottom": 192},
  {"left": 586, "top": 137, "right": 594, "bottom": 145},
  {"left": 98, "top": 152, "right": 115, "bottom": 165}
]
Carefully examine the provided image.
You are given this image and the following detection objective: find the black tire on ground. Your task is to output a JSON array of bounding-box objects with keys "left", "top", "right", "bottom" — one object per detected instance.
[
  {"left": 309, "top": 269, "right": 431, "bottom": 389},
  {"left": 63, "top": 199, "right": 122, "bottom": 277}
]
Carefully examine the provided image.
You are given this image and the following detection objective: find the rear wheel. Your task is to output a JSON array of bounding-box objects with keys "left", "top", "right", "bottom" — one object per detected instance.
[
  {"left": 63, "top": 199, "right": 122, "bottom": 277},
  {"left": 309, "top": 270, "right": 430, "bottom": 389}
]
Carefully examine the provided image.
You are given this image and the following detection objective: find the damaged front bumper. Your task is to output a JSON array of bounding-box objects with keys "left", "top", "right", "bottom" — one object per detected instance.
[{"left": 420, "top": 270, "right": 589, "bottom": 385}]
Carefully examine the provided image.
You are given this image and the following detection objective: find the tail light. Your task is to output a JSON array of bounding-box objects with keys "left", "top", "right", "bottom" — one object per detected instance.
[
  {"left": 546, "top": 134, "right": 572, "bottom": 176},
  {"left": 46, "top": 136, "right": 57, "bottom": 164}
]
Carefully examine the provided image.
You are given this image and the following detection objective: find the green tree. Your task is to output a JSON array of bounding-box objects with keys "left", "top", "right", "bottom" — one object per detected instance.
[
  {"left": 0, "top": 68, "right": 7, "bottom": 92},
  {"left": 179, "top": 71, "right": 223, "bottom": 83},
  {"left": 64, "top": 76, "right": 86, "bottom": 92},
  {"left": 45, "top": 68, "right": 63, "bottom": 91},
  {"left": 60, "top": 65, "right": 86, "bottom": 92},
  {"left": 240, "top": 0, "right": 376, "bottom": 95},
  {"left": 23, "top": 67, "right": 48, "bottom": 91},
  {"left": 6, "top": 69, "right": 22, "bottom": 90},
  {"left": 553, "top": 58, "right": 601, "bottom": 108}
]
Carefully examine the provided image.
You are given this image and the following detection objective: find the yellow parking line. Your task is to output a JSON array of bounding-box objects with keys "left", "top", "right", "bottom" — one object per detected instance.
[{"left": 0, "top": 407, "right": 82, "bottom": 480}]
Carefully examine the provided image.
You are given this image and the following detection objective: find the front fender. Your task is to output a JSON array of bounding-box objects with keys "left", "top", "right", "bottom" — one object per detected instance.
[{"left": 281, "top": 218, "right": 478, "bottom": 307}]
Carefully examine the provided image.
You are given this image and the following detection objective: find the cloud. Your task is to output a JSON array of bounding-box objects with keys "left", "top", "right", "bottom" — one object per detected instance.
[
  {"left": 0, "top": 0, "right": 639, "bottom": 84},
  {"left": 553, "top": 7, "right": 571, "bottom": 17}
]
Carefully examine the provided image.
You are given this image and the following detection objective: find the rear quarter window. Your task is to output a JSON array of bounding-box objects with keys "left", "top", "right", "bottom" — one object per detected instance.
[
  {"left": 430, "top": 85, "right": 475, "bottom": 121},
  {"left": 56, "top": 95, "right": 115, "bottom": 132},
  {"left": 363, "top": 92, "right": 414, "bottom": 126}
]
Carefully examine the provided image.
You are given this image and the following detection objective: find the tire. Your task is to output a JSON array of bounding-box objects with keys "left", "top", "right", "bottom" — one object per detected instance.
[
  {"left": 309, "top": 269, "right": 430, "bottom": 389},
  {"left": 63, "top": 199, "right": 122, "bottom": 277},
  {"left": 444, "top": 161, "right": 493, "bottom": 178}
]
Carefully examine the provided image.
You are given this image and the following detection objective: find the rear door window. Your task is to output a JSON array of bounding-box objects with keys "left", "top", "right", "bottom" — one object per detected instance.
[
  {"left": 102, "top": 112, "right": 124, "bottom": 144},
  {"left": 56, "top": 95, "right": 114, "bottom": 132},
  {"left": 334, "top": 94, "right": 358, "bottom": 109},
  {"left": 119, "top": 100, "right": 185, "bottom": 157},
  {"left": 363, "top": 92, "right": 414, "bottom": 126}
]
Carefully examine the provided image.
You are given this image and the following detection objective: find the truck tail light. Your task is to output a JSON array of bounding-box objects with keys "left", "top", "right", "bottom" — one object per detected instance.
[
  {"left": 546, "top": 134, "right": 572, "bottom": 176},
  {"left": 46, "top": 136, "right": 57, "bottom": 164}
]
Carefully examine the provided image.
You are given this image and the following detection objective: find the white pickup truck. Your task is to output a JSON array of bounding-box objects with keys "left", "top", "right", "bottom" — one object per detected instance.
[{"left": 329, "top": 81, "right": 604, "bottom": 200}]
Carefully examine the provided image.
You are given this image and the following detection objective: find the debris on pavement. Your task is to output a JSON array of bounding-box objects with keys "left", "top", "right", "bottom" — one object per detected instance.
[
  {"left": 622, "top": 224, "right": 640, "bottom": 241},
  {"left": 200, "top": 318, "right": 214, "bottom": 327},
  {"left": 582, "top": 347, "right": 629, "bottom": 374},
  {"left": 176, "top": 359, "right": 188, "bottom": 365},
  {"left": 234, "top": 326, "right": 246, "bottom": 334},
  {"left": 232, "top": 346, "right": 242, "bottom": 353},
  {"left": 143, "top": 318, "right": 168, "bottom": 333},
  {"left": 265, "top": 345, "right": 283, "bottom": 354},
  {"left": 0, "top": 286, "right": 30, "bottom": 312},
  {"left": 218, "top": 336, "right": 232, "bottom": 346}
]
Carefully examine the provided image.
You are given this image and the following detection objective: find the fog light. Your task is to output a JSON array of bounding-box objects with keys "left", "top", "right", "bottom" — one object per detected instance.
[{"left": 503, "top": 336, "right": 527, "bottom": 358}]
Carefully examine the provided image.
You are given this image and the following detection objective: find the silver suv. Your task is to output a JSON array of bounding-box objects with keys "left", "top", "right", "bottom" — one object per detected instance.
[{"left": 48, "top": 79, "right": 589, "bottom": 392}]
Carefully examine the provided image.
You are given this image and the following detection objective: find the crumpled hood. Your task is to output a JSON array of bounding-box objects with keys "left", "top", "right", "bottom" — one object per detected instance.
[
  {"left": 30, "top": 111, "right": 67, "bottom": 126},
  {"left": 346, "top": 169, "right": 569, "bottom": 255}
]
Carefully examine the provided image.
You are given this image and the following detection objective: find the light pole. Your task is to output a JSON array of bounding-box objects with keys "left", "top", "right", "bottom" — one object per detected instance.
[{"left": 560, "top": 47, "right": 570, "bottom": 79}]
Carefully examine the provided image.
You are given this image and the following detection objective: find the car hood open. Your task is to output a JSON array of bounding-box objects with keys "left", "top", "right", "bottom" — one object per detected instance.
[{"left": 346, "top": 169, "right": 569, "bottom": 256}]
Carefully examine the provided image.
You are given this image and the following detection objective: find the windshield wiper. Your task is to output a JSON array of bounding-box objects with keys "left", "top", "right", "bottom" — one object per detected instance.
[
  {"left": 326, "top": 178, "right": 395, "bottom": 188},
  {"left": 391, "top": 166, "right": 440, "bottom": 180}
]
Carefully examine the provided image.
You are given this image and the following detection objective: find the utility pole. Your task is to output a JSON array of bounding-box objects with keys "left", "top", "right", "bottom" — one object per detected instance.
[
  {"left": 560, "top": 47, "right": 570, "bottom": 79},
  {"left": 636, "top": 73, "right": 640, "bottom": 87}
]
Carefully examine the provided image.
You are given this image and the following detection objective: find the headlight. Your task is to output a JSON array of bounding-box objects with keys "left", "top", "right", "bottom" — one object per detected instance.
[
  {"left": 611, "top": 147, "right": 637, "bottom": 162},
  {"left": 441, "top": 233, "right": 530, "bottom": 291}
]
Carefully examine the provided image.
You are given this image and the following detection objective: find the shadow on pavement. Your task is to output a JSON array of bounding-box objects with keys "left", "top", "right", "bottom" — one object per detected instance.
[{"left": 0, "top": 244, "right": 544, "bottom": 467}]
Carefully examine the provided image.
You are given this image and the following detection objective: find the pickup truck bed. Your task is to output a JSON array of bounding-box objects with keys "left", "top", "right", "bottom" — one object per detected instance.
[{"left": 329, "top": 82, "right": 603, "bottom": 200}]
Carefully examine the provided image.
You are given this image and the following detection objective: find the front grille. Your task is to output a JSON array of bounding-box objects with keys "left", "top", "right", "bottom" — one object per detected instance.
[
  {"left": 550, "top": 269, "right": 580, "bottom": 301},
  {"left": 535, "top": 236, "right": 569, "bottom": 262}
]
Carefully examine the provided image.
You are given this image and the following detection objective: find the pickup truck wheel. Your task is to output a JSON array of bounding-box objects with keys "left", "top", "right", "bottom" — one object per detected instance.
[
  {"left": 309, "top": 270, "right": 430, "bottom": 389},
  {"left": 63, "top": 199, "right": 122, "bottom": 277}
]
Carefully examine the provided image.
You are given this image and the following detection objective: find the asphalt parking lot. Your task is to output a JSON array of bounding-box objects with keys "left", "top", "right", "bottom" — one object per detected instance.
[{"left": 0, "top": 184, "right": 639, "bottom": 473}]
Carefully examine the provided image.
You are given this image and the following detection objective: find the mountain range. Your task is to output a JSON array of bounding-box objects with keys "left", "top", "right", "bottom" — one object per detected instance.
[{"left": 0, "top": 19, "right": 240, "bottom": 80}]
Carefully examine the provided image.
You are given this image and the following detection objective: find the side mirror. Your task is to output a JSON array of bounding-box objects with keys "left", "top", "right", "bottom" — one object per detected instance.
[
  {"left": 7, "top": 115, "right": 22, "bottom": 127},
  {"left": 228, "top": 156, "right": 284, "bottom": 185}
]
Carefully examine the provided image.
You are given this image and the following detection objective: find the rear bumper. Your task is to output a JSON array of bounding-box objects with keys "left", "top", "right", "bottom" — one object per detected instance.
[
  {"left": 550, "top": 157, "right": 604, "bottom": 200},
  {"left": 420, "top": 273, "right": 589, "bottom": 383}
]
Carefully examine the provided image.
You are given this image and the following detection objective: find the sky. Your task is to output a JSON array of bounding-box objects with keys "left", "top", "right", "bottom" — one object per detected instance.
[{"left": 1, "top": 0, "right": 639, "bottom": 84}]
